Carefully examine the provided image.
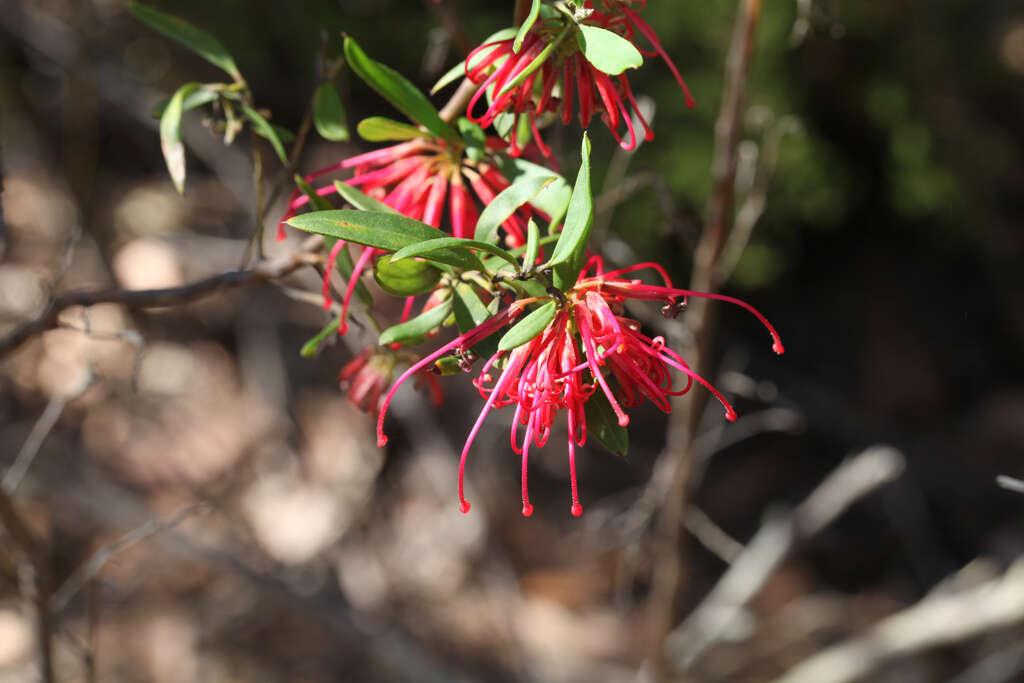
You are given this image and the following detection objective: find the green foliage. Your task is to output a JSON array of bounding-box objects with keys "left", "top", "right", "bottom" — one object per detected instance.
[
  {"left": 357, "top": 117, "right": 426, "bottom": 142},
  {"left": 514, "top": 0, "right": 542, "bottom": 53},
  {"left": 159, "top": 82, "right": 199, "bottom": 194},
  {"left": 313, "top": 83, "right": 349, "bottom": 141},
  {"left": 548, "top": 134, "right": 593, "bottom": 290},
  {"left": 373, "top": 257, "right": 443, "bottom": 297},
  {"left": 343, "top": 36, "right": 460, "bottom": 145},
  {"left": 391, "top": 238, "right": 519, "bottom": 269},
  {"left": 583, "top": 389, "right": 629, "bottom": 456},
  {"left": 498, "top": 301, "right": 556, "bottom": 352},
  {"left": 475, "top": 174, "right": 560, "bottom": 243},
  {"left": 576, "top": 25, "right": 643, "bottom": 75},
  {"left": 242, "top": 105, "right": 288, "bottom": 163},
  {"left": 379, "top": 300, "right": 453, "bottom": 346},
  {"left": 128, "top": 2, "right": 242, "bottom": 82}
]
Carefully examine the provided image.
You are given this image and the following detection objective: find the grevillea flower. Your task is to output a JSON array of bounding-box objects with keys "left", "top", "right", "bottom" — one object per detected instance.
[
  {"left": 374, "top": 258, "right": 784, "bottom": 517},
  {"left": 280, "top": 135, "right": 548, "bottom": 335},
  {"left": 463, "top": 0, "right": 695, "bottom": 155}
]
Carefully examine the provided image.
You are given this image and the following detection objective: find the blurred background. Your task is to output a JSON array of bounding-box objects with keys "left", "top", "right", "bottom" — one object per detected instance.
[{"left": 2, "top": 0, "right": 1024, "bottom": 681}]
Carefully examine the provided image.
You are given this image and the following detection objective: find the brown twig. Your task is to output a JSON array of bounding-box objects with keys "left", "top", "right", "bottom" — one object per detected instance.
[
  {"left": 644, "top": 0, "right": 764, "bottom": 676},
  {"left": 0, "top": 235, "right": 323, "bottom": 360},
  {"left": 438, "top": 76, "right": 479, "bottom": 124}
]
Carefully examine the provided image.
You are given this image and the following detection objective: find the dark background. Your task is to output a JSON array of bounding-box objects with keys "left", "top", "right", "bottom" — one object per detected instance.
[{"left": 1, "top": 0, "right": 1023, "bottom": 681}]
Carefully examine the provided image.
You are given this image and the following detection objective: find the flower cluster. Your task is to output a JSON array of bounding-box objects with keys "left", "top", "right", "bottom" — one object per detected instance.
[
  {"left": 373, "top": 258, "right": 784, "bottom": 517},
  {"left": 462, "top": 0, "right": 695, "bottom": 155}
]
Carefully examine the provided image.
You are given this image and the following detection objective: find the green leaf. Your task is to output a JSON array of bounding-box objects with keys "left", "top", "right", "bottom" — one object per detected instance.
[
  {"left": 313, "top": 82, "right": 349, "bottom": 141},
  {"left": 584, "top": 389, "right": 629, "bottom": 456},
  {"left": 151, "top": 86, "right": 218, "bottom": 118},
  {"left": 242, "top": 104, "right": 288, "bottom": 163},
  {"left": 549, "top": 133, "right": 593, "bottom": 290},
  {"left": 160, "top": 82, "right": 199, "bottom": 194},
  {"left": 432, "top": 27, "right": 517, "bottom": 94},
  {"left": 576, "top": 25, "right": 643, "bottom": 76},
  {"left": 452, "top": 283, "right": 500, "bottom": 360},
  {"left": 513, "top": 0, "right": 542, "bottom": 53},
  {"left": 272, "top": 124, "right": 296, "bottom": 143},
  {"left": 392, "top": 237, "right": 519, "bottom": 269},
  {"left": 357, "top": 116, "right": 427, "bottom": 142},
  {"left": 333, "top": 180, "right": 399, "bottom": 214},
  {"left": 457, "top": 118, "right": 487, "bottom": 163},
  {"left": 497, "top": 23, "right": 571, "bottom": 98},
  {"left": 374, "top": 256, "right": 443, "bottom": 296},
  {"left": 300, "top": 317, "right": 341, "bottom": 358},
  {"left": 287, "top": 210, "right": 484, "bottom": 271},
  {"left": 379, "top": 299, "right": 452, "bottom": 346},
  {"left": 492, "top": 157, "right": 572, "bottom": 222},
  {"left": 343, "top": 36, "right": 459, "bottom": 145},
  {"left": 294, "top": 175, "right": 333, "bottom": 211},
  {"left": 522, "top": 218, "right": 540, "bottom": 273},
  {"left": 475, "top": 174, "right": 558, "bottom": 243},
  {"left": 433, "top": 355, "right": 463, "bottom": 376},
  {"left": 498, "top": 301, "right": 556, "bottom": 352},
  {"left": 128, "top": 2, "right": 242, "bottom": 82}
]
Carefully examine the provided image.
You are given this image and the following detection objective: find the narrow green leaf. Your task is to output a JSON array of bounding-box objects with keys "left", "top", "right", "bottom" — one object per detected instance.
[
  {"left": 497, "top": 23, "right": 571, "bottom": 98},
  {"left": 379, "top": 299, "right": 452, "bottom": 346},
  {"left": 343, "top": 36, "right": 459, "bottom": 145},
  {"left": 287, "top": 210, "right": 484, "bottom": 271},
  {"left": 549, "top": 133, "right": 593, "bottom": 289},
  {"left": 300, "top": 317, "right": 341, "bottom": 358},
  {"left": 313, "top": 82, "right": 349, "bottom": 141},
  {"left": 294, "top": 175, "right": 333, "bottom": 211},
  {"left": 242, "top": 105, "right": 288, "bottom": 163},
  {"left": 522, "top": 219, "right": 540, "bottom": 273},
  {"left": 357, "top": 116, "right": 427, "bottom": 142},
  {"left": 457, "top": 118, "right": 487, "bottom": 163},
  {"left": 576, "top": 25, "right": 643, "bottom": 76},
  {"left": 151, "top": 86, "right": 218, "bottom": 118},
  {"left": 432, "top": 27, "right": 517, "bottom": 94},
  {"left": 159, "top": 82, "right": 199, "bottom": 194},
  {"left": 475, "top": 174, "right": 558, "bottom": 243},
  {"left": 498, "top": 300, "right": 556, "bottom": 352},
  {"left": 333, "top": 180, "right": 399, "bottom": 214},
  {"left": 452, "top": 283, "right": 500, "bottom": 360},
  {"left": 492, "top": 157, "right": 572, "bottom": 221},
  {"left": 584, "top": 389, "right": 629, "bottom": 456},
  {"left": 272, "top": 124, "right": 296, "bottom": 143},
  {"left": 513, "top": 0, "right": 542, "bottom": 53},
  {"left": 433, "top": 355, "right": 463, "bottom": 376},
  {"left": 392, "top": 237, "right": 519, "bottom": 269},
  {"left": 128, "top": 2, "right": 242, "bottom": 81},
  {"left": 374, "top": 256, "right": 443, "bottom": 296}
]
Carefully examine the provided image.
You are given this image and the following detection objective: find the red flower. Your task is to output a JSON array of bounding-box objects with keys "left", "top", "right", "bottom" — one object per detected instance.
[
  {"left": 374, "top": 258, "right": 783, "bottom": 518},
  {"left": 281, "top": 135, "right": 546, "bottom": 335},
  {"left": 463, "top": 0, "right": 695, "bottom": 155}
]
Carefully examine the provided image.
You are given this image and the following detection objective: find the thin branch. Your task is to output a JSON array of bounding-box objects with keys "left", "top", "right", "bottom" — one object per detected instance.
[
  {"left": 3, "top": 370, "right": 98, "bottom": 494},
  {"left": 666, "top": 446, "right": 906, "bottom": 673},
  {"left": 0, "top": 235, "right": 323, "bottom": 360},
  {"left": 645, "top": 0, "right": 765, "bottom": 672},
  {"left": 438, "top": 76, "right": 479, "bottom": 124},
  {"left": 51, "top": 503, "right": 209, "bottom": 613}
]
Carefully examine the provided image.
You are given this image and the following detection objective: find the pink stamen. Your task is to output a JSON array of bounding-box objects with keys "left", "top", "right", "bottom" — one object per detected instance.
[
  {"left": 620, "top": 3, "right": 696, "bottom": 108},
  {"left": 322, "top": 240, "right": 347, "bottom": 309}
]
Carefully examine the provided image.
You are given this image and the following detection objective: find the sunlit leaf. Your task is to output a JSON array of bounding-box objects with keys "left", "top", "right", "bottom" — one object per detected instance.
[
  {"left": 374, "top": 256, "right": 443, "bottom": 296},
  {"left": 313, "top": 82, "right": 349, "bottom": 141},
  {"left": 333, "top": 180, "right": 399, "bottom": 214},
  {"left": 452, "top": 282, "right": 501, "bottom": 360},
  {"left": 128, "top": 2, "right": 242, "bottom": 82},
  {"left": 357, "top": 116, "right": 427, "bottom": 142},
  {"left": 392, "top": 237, "right": 519, "bottom": 269},
  {"left": 475, "top": 174, "right": 558, "bottom": 243},
  {"left": 514, "top": 0, "right": 542, "bottom": 53},
  {"left": 497, "top": 24, "right": 570, "bottom": 97},
  {"left": 287, "top": 210, "right": 484, "bottom": 271},
  {"left": 344, "top": 36, "right": 459, "bottom": 145},
  {"left": 576, "top": 25, "right": 643, "bottom": 76},
  {"left": 160, "top": 82, "right": 199, "bottom": 194},
  {"left": 522, "top": 218, "right": 540, "bottom": 273},
  {"left": 498, "top": 300, "right": 556, "bottom": 351},
  {"left": 151, "top": 86, "right": 218, "bottom": 118},
  {"left": 378, "top": 299, "right": 452, "bottom": 346},
  {"left": 549, "top": 133, "right": 593, "bottom": 290}
]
